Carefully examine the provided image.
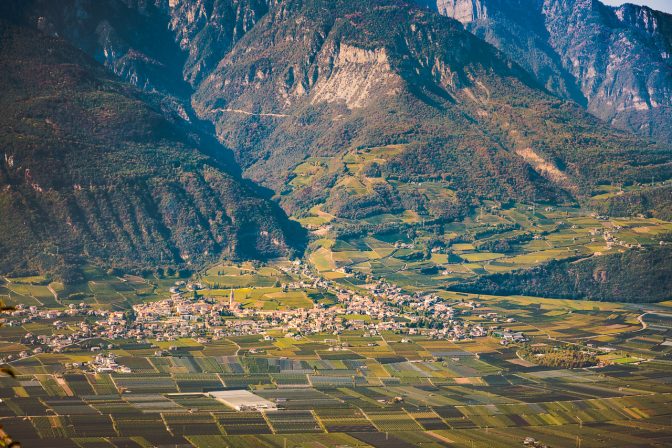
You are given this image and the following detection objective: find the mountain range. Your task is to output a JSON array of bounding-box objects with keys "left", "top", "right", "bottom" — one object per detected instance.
[
  {"left": 420, "top": 0, "right": 672, "bottom": 143},
  {"left": 1, "top": 0, "right": 671, "bottom": 284}
]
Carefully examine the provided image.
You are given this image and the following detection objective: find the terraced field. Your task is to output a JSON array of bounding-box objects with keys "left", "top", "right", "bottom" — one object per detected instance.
[{"left": 304, "top": 201, "right": 672, "bottom": 294}]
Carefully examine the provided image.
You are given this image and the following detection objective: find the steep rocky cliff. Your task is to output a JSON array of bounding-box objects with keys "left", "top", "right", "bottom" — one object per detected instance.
[
  {"left": 422, "top": 0, "right": 672, "bottom": 143},
  {"left": 435, "top": 0, "right": 488, "bottom": 23},
  {"left": 168, "top": 0, "right": 276, "bottom": 85}
]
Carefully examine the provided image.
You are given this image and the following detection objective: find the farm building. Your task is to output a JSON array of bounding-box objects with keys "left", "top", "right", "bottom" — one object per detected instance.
[{"left": 208, "top": 390, "right": 277, "bottom": 411}]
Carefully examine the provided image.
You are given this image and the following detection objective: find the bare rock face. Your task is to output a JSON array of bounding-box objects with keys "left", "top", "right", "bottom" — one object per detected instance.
[
  {"left": 434, "top": 0, "right": 487, "bottom": 23},
  {"left": 310, "top": 44, "right": 401, "bottom": 110},
  {"left": 167, "top": 0, "right": 276, "bottom": 85},
  {"left": 542, "top": 0, "right": 672, "bottom": 142},
  {"left": 422, "top": 0, "right": 672, "bottom": 143}
]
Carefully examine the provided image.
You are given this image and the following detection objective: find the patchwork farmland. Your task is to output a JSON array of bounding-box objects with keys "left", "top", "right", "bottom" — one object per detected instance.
[{"left": 1, "top": 198, "right": 672, "bottom": 447}]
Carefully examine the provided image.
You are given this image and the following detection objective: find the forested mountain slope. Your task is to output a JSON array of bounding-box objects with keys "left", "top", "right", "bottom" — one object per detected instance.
[
  {"left": 2, "top": 0, "right": 671, "bottom": 293},
  {"left": 0, "top": 20, "right": 303, "bottom": 281},
  {"left": 453, "top": 246, "right": 672, "bottom": 302},
  {"left": 191, "top": 0, "right": 671, "bottom": 219}
]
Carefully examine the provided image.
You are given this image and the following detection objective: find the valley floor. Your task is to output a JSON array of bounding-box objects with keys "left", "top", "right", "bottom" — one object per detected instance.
[{"left": 1, "top": 200, "right": 672, "bottom": 447}]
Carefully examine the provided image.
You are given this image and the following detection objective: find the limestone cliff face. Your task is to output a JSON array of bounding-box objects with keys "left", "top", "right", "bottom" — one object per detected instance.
[
  {"left": 423, "top": 0, "right": 672, "bottom": 143},
  {"left": 434, "top": 0, "right": 487, "bottom": 23},
  {"left": 542, "top": 0, "right": 672, "bottom": 142},
  {"left": 310, "top": 44, "right": 401, "bottom": 110}
]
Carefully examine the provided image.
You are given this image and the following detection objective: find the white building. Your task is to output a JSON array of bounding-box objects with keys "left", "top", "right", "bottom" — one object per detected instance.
[{"left": 208, "top": 390, "right": 277, "bottom": 411}]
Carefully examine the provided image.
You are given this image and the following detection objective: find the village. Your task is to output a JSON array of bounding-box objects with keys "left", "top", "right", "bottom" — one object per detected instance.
[{"left": 0, "top": 261, "right": 528, "bottom": 371}]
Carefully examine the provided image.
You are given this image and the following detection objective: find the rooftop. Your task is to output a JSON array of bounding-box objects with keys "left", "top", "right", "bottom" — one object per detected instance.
[{"left": 208, "top": 390, "right": 277, "bottom": 411}]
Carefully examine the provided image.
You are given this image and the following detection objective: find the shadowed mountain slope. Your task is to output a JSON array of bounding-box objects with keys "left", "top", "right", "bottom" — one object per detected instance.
[{"left": 0, "top": 20, "right": 303, "bottom": 281}]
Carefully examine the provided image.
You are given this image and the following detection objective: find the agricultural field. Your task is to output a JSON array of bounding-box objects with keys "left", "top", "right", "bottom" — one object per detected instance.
[
  {"left": 1, "top": 291, "right": 672, "bottom": 447},
  {"left": 1, "top": 267, "right": 174, "bottom": 311},
  {"left": 199, "top": 263, "right": 295, "bottom": 290},
  {"left": 1, "top": 197, "right": 671, "bottom": 447},
  {"left": 303, "top": 200, "right": 672, "bottom": 293}
]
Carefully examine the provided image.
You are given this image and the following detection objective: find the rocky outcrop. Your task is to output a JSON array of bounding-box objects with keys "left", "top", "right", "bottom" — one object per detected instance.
[
  {"left": 311, "top": 44, "right": 401, "bottom": 109},
  {"left": 544, "top": 0, "right": 672, "bottom": 142},
  {"left": 168, "top": 0, "right": 275, "bottom": 85},
  {"left": 434, "top": 0, "right": 487, "bottom": 23},
  {"left": 422, "top": 0, "right": 672, "bottom": 143}
]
